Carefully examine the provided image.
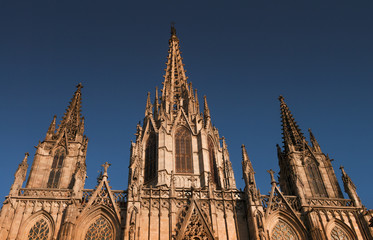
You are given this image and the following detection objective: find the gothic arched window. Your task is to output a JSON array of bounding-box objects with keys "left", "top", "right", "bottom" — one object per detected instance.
[
  {"left": 28, "top": 218, "right": 50, "bottom": 240},
  {"left": 47, "top": 149, "right": 65, "bottom": 188},
  {"left": 208, "top": 137, "right": 219, "bottom": 187},
  {"left": 305, "top": 160, "right": 327, "bottom": 197},
  {"left": 271, "top": 220, "right": 299, "bottom": 240},
  {"left": 330, "top": 225, "right": 351, "bottom": 240},
  {"left": 175, "top": 127, "right": 193, "bottom": 173},
  {"left": 85, "top": 217, "right": 113, "bottom": 240},
  {"left": 144, "top": 133, "right": 157, "bottom": 182}
]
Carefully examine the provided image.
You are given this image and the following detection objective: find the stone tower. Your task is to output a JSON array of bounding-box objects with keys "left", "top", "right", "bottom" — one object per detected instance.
[
  {"left": 125, "top": 25, "right": 247, "bottom": 240},
  {"left": 0, "top": 84, "right": 90, "bottom": 240}
]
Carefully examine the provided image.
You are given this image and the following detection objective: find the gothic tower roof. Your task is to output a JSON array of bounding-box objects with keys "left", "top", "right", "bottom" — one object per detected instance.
[
  {"left": 279, "top": 95, "right": 305, "bottom": 151},
  {"left": 160, "top": 25, "right": 198, "bottom": 117},
  {"left": 45, "top": 83, "right": 85, "bottom": 143}
]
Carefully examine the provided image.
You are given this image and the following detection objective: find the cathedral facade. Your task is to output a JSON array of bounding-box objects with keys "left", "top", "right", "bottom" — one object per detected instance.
[{"left": 0, "top": 27, "right": 372, "bottom": 240}]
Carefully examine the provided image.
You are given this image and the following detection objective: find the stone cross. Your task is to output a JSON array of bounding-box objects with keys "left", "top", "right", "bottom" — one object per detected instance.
[{"left": 102, "top": 162, "right": 111, "bottom": 177}]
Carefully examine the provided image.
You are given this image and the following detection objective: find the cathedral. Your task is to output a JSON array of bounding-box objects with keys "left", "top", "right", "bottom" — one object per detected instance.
[{"left": 0, "top": 26, "right": 372, "bottom": 240}]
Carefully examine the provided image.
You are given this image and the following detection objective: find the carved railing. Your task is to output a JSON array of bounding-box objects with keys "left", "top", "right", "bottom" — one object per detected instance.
[
  {"left": 261, "top": 195, "right": 301, "bottom": 212},
  {"left": 306, "top": 198, "right": 354, "bottom": 208},
  {"left": 261, "top": 195, "right": 354, "bottom": 211},
  {"left": 285, "top": 196, "right": 301, "bottom": 211},
  {"left": 140, "top": 187, "right": 244, "bottom": 201},
  {"left": 18, "top": 188, "right": 72, "bottom": 198},
  {"left": 81, "top": 189, "right": 127, "bottom": 207}
]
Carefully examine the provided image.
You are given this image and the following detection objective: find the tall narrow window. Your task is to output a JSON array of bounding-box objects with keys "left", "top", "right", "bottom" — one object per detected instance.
[
  {"left": 208, "top": 137, "right": 219, "bottom": 187},
  {"left": 47, "top": 149, "right": 65, "bottom": 188},
  {"left": 144, "top": 133, "right": 157, "bottom": 182},
  {"left": 175, "top": 127, "right": 193, "bottom": 173},
  {"left": 28, "top": 218, "right": 50, "bottom": 240},
  {"left": 85, "top": 217, "right": 113, "bottom": 240},
  {"left": 305, "top": 160, "right": 327, "bottom": 197}
]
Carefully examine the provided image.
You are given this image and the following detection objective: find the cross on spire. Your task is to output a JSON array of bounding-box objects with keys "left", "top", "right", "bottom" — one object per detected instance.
[{"left": 102, "top": 162, "right": 111, "bottom": 177}]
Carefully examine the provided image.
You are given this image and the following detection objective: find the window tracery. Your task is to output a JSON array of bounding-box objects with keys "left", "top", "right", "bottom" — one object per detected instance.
[
  {"left": 271, "top": 220, "right": 299, "bottom": 240},
  {"left": 85, "top": 216, "right": 113, "bottom": 240},
  {"left": 207, "top": 137, "right": 219, "bottom": 187},
  {"left": 27, "top": 218, "right": 50, "bottom": 240},
  {"left": 175, "top": 127, "right": 193, "bottom": 173},
  {"left": 47, "top": 149, "right": 65, "bottom": 188},
  {"left": 330, "top": 225, "right": 351, "bottom": 240},
  {"left": 144, "top": 133, "right": 157, "bottom": 182},
  {"left": 305, "top": 160, "right": 327, "bottom": 197}
]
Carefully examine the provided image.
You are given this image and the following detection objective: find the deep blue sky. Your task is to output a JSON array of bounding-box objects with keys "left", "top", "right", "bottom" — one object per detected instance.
[{"left": 0, "top": 1, "right": 372, "bottom": 208}]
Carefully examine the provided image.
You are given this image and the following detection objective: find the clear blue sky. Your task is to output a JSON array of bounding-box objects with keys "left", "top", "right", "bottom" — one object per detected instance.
[{"left": 0, "top": 1, "right": 372, "bottom": 208}]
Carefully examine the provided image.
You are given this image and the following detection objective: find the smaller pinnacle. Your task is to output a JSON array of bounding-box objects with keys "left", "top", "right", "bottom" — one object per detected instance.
[
  {"left": 171, "top": 22, "right": 176, "bottom": 36},
  {"left": 278, "top": 95, "right": 284, "bottom": 102},
  {"left": 23, "top": 152, "right": 29, "bottom": 163},
  {"left": 76, "top": 83, "right": 83, "bottom": 90}
]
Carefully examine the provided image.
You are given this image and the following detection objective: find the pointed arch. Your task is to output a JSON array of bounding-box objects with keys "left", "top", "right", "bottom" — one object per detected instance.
[
  {"left": 47, "top": 147, "right": 66, "bottom": 188},
  {"left": 266, "top": 210, "right": 307, "bottom": 240},
  {"left": 84, "top": 216, "right": 113, "bottom": 240},
  {"left": 175, "top": 126, "right": 193, "bottom": 173},
  {"left": 325, "top": 219, "right": 356, "bottom": 240},
  {"left": 207, "top": 136, "right": 219, "bottom": 187},
  {"left": 19, "top": 210, "right": 55, "bottom": 240},
  {"left": 144, "top": 132, "right": 157, "bottom": 182},
  {"left": 271, "top": 219, "right": 299, "bottom": 240},
  {"left": 74, "top": 205, "right": 120, "bottom": 240},
  {"left": 305, "top": 158, "right": 327, "bottom": 197}
]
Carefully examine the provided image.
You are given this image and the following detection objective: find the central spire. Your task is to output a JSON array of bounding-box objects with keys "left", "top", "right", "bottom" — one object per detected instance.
[
  {"left": 279, "top": 95, "right": 305, "bottom": 151},
  {"left": 160, "top": 25, "right": 195, "bottom": 116}
]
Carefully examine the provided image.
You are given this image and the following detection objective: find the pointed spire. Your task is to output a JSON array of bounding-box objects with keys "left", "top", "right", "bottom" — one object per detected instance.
[
  {"left": 161, "top": 25, "right": 191, "bottom": 116},
  {"left": 145, "top": 92, "right": 153, "bottom": 116},
  {"left": 195, "top": 89, "right": 200, "bottom": 114},
  {"left": 340, "top": 166, "right": 361, "bottom": 207},
  {"left": 56, "top": 83, "right": 84, "bottom": 140},
  {"left": 241, "top": 144, "right": 254, "bottom": 173},
  {"left": 241, "top": 145, "right": 259, "bottom": 201},
  {"left": 308, "top": 128, "right": 321, "bottom": 152},
  {"left": 154, "top": 87, "right": 159, "bottom": 117},
  {"left": 9, "top": 152, "right": 29, "bottom": 196},
  {"left": 45, "top": 115, "right": 57, "bottom": 140},
  {"left": 21, "top": 152, "right": 29, "bottom": 165},
  {"left": 204, "top": 96, "right": 211, "bottom": 126},
  {"left": 279, "top": 95, "right": 305, "bottom": 151}
]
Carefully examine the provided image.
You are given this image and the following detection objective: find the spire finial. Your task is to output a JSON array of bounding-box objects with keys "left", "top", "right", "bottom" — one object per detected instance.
[
  {"left": 278, "top": 95, "right": 284, "bottom": 102},
  {"left": 76, "top": 82, "right": 83, "bottom": 90},
  {"left": 23, "top": 152, "right": 29, "bottom": 163},
  {"left": 101, "top": 162, "right": 111, "bottom": 178},
  {"left": 267, "top": 169, "right": 277, "bottom": 185},
  {"left": 171, "top": 22, "right": 176, "bottom": 36}
]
